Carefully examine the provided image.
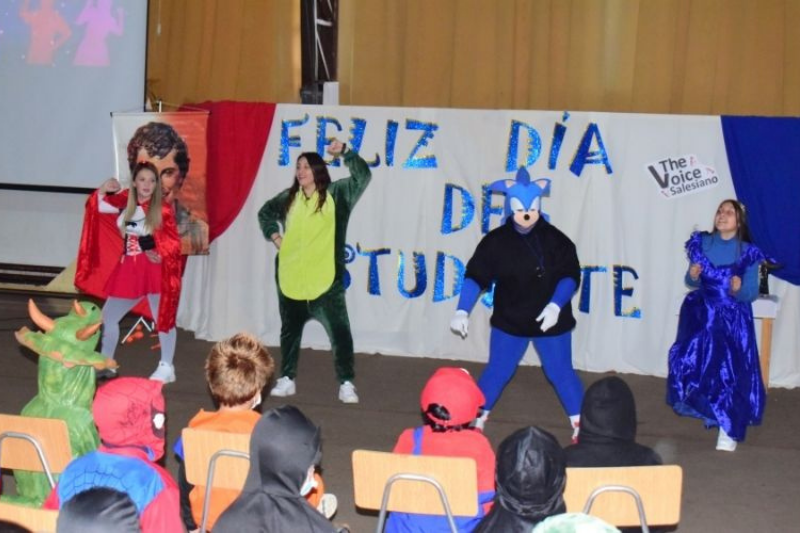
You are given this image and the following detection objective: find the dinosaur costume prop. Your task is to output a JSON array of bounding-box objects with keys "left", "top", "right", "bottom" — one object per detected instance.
[{"left": 7, "top": 299, "right": 116, "bottom": 506}]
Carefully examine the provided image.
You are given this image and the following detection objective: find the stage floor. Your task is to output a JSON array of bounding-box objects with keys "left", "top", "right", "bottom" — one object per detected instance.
[{"left": 1, "top": 291, "right": 798, "bottom": 531}]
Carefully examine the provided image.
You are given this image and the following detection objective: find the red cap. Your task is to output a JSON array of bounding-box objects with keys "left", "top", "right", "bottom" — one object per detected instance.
[{"left": 420, "top": 367, "right": 485, "bottom": 427}]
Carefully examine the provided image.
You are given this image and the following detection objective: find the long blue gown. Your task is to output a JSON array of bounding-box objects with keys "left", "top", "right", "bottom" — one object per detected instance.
[{"left": 667, "top": 232, "right": 767, "bottom": 441}]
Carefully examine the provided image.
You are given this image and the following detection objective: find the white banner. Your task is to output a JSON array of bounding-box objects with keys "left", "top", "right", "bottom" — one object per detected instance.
[{"left": 178, "top": 105, "right": 798, "bottom": 386}]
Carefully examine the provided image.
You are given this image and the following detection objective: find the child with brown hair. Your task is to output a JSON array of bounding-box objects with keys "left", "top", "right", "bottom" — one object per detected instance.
[{"left": 176, "top": 332, "right": 328, "bottom": 531}]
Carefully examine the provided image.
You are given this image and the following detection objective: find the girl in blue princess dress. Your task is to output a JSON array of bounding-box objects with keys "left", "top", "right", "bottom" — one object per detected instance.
[{"left": 667, "top": 199, "right": 770, "bottom": 452}]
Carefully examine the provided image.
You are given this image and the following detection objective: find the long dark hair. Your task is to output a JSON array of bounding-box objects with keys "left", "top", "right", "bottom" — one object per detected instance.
[
  {"left": 711, "top": 198, "right": 751, "bottom": 243},
  {"left": 284, "top": 152, "right": 331, "bottom": 215}
]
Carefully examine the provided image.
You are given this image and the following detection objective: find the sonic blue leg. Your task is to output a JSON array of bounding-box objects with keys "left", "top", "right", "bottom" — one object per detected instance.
[
  {"left": 478, "top": 328, "right": 529, "bottom": 410},
  {"left": 533, "top": 333, "right": 583, "bottom": 416}
]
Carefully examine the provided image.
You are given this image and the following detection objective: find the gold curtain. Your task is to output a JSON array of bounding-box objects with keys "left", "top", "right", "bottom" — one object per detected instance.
[
  {"left": 338, "top": 0, "right": 800, "bottom": 116},
  {"left": 146, "top": 0, "right": 301, "bottom": 106}
]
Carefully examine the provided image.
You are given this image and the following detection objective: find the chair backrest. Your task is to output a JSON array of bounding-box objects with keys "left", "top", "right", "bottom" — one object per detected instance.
[
  {"left": 181, "top": 428, "right": 251, "bottom": 489},
  {"left": 563, "top": 465, "right": 683, "bottom": 527},
  {"left": 0, "top": 502, "right": 59, "bottom": 532},
  {"left": 352, "top": 449, "right": 478, "bottom": 516},
  {"left": 182, "top": 428, "right": 252, "bottom": 533},
  {"left": 0, "top": 413, "right": 73, "bottom": 487}
]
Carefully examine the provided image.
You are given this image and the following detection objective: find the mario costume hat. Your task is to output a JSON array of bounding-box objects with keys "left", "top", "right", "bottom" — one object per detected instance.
[{"left": 420, "top": 367, "right": 485, "bottom": 427}]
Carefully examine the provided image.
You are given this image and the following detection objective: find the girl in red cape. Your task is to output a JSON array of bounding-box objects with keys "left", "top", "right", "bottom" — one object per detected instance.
[{"left": 75, "top": 162, "right": 182, "bottom": 382}]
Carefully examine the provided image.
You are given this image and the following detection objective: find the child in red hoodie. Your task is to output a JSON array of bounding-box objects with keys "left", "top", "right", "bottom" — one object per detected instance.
[
  {"left": 44, "top": 378, "right": 181, "bottom": 533},
  {"left": 386, "top": 367, "right": 496, "bottom": 532}
]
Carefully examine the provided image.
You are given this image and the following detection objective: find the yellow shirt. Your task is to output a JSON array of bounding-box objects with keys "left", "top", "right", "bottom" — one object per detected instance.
[{"left": 278, "top": 191, "right": 336, "bottom": 300}]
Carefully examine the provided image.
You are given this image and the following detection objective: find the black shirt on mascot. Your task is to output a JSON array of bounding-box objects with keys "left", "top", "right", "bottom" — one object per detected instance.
[{"left": 465, "top": 217, "right": 581, "bottom": 337}]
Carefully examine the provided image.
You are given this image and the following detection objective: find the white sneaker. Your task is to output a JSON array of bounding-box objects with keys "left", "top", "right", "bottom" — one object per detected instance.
[
  {"left": 338, "top": 381, "right": 359, "bottom": 404},
  {"left": 716, "top": 428, "right": 737, "bottom": 451},
  {"left": 317, "top": 493, "right": 338, "bottom": 519},
  {"left": 149, "top": 361, "right": 176, "bottom": 383},
  {"left": 271, "top": 376, "right": 296, "bottom": 397},
  {"left": 571, "top": 422, "right": 581, "bottom": 444},
  {"left": 474, "top": 410, "right": 490, "bottom": 431}
]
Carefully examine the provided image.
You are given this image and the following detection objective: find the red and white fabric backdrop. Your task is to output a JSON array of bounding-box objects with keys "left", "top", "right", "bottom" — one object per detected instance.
[{"left": 177, "top": 104, "right": 800, "bottom": 388}]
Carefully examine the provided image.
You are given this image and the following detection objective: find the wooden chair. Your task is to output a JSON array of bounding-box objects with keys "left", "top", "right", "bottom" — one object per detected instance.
[
  {"left": 181, "top": 428, "right": 251, "bottom": 533},
  {"left": 352, "top": 449, "right": 478, "bottom": 533},
  {"left": 0, "top": 501, "right": 58, "bottom": 532},
  {"left": 563, "top": 465, "right": 683, "bottom": 532},
  {"left": 0, "top": 413, "right": 73, "bottom": 489}
]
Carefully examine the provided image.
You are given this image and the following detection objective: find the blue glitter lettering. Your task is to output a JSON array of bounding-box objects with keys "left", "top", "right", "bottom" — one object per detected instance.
[
  {"left": 613, "top": 265, "right": 641, "bottom": 318},
  {"left": 279, "top": 114, "right": 310, "bottom": 166},
  {"left": 433, "top": 252, "right": 465, "bottom": 302},
  {"left": 342, "top": 244, "right": 357, "bottom": 290},
  {"left": 316, "top": 116, "right": 344, "bottom": 166},
  {"left": 481, "top": 184, "right": 505, "bottom": 234},
  {"left": 578, "top": 265, "right": 607, "bottom": 313},
  {"left": 570, "top": 123, "right": 613, "bottom": 177},
  {"left": 385, "top": 120, "right": 399, "bottom": 167},
  {"left": 357, "top": 245, "right": 391, "bottom": 295},
  {"left": 505, "top": 120, "right": 542, "bottom": 172},
  {"left": 441, "top": 183, "right": 475, "bottom": 235},
  {"left": 397, "top": 251, "right": 428, "bottom": 298},
  {"left": 348, "top": 118, "right": 381, "bottom": 167},
  {"left": 403, "top": 120, "right": 438, "bottom": 169}
]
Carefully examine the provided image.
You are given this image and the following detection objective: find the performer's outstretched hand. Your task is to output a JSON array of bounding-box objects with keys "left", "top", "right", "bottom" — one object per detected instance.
[
  {"left": 99, "top": 177, "right": 121, "bottom": 195},
  {"left": 535, "top": 302, "right": 561, "bottom": 333},
  {"left": 450, "top": 310, "right": 469, "bottom": 338},
  {"left": 327, "top": 139, "right": 346, "bottom": 156}
]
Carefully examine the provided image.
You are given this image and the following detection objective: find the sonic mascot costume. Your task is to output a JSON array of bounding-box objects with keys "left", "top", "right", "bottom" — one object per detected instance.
[{"left": 450, "top": 167, "right": 583, "bottom": 436}]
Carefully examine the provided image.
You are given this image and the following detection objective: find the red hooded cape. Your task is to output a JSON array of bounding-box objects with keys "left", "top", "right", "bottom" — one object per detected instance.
[{"left": 74, "top": 191, "right": 182, "bottom": 332}]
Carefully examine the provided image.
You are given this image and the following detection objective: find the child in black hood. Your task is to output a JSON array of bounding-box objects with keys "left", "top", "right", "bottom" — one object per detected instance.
[
  {"left": 213, "top": 405, "right": 338, "bottom": 533},
  {"left": 564, "top": 376, "right": 662, "bottom": 467},
  {"left": 475, "top": 426, "right": 567, "bottom": 533}
]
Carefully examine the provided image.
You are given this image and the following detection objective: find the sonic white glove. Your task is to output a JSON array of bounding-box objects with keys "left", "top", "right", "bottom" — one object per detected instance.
[
  {"left": 450, "top": 310, "right": 469, "bottom": 338},
  {"left": 535, "top": 302, "right": 561, "bottom": 333}
]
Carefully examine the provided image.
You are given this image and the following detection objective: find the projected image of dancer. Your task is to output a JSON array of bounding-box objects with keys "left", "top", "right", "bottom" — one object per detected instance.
[
  {"left": 667, "top": 199, "right": 771, "bottom": 452},
  {"left": 126, "top": 121, "right": 209, "bottom": 255},
  {"left": 19, "top": 0, "right": 72, "bottom": 65},
  {"left": 259, "top": 140, "right": 372, "bottom": 404},
  {"left": 74, "top": 0, "right": 125, "bottom": 67},
  {"left": 88, "top": 162, "right": 183, "bottom": 383}
]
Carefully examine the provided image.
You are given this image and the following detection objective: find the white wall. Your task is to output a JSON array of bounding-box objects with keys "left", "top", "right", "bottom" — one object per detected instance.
[{"left": 0, "top": 190, "right": 85, "bottom": 267}]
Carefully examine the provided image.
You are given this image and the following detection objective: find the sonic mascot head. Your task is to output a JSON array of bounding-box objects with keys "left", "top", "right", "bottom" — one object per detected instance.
[{"left": 490, "top": 167, "right": 551, "bottom": 230}]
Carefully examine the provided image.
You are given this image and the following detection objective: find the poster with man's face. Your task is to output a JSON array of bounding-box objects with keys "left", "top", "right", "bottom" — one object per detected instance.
[{"left": 112, "top": 112, "right": 209, "bottom": 255}]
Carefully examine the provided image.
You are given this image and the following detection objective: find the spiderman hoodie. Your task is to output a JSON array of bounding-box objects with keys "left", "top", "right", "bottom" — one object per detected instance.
[{"left": 44, "top": 378, "right": 182, "bottom": 532}]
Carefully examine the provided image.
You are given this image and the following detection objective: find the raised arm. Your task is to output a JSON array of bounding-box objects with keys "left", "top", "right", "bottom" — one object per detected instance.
[{"left": 328, "top": 141, "right": 372, "bottom": 208}]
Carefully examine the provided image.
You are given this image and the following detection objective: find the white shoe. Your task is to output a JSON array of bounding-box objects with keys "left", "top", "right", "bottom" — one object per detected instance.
[
  {"left": 149, "top": 361, "right": 176, "bottom": 383},
  {"left": 474, "top": 410, "right": 490, "bottom": 431},
  {"left": 317, "top": 493, "right": 338, "bottom": 519},
  {"left": 571, "top": 422, "right": 581, "bottom": 444},
  {"left": 271, "top": 376, "right": 296, "bottom": 397},
  {"left": 338, "top": 381, "right": 359, "bottom": 404},
  {"left": 716, "top": 428, "right": 737, "bottom": 451}
]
